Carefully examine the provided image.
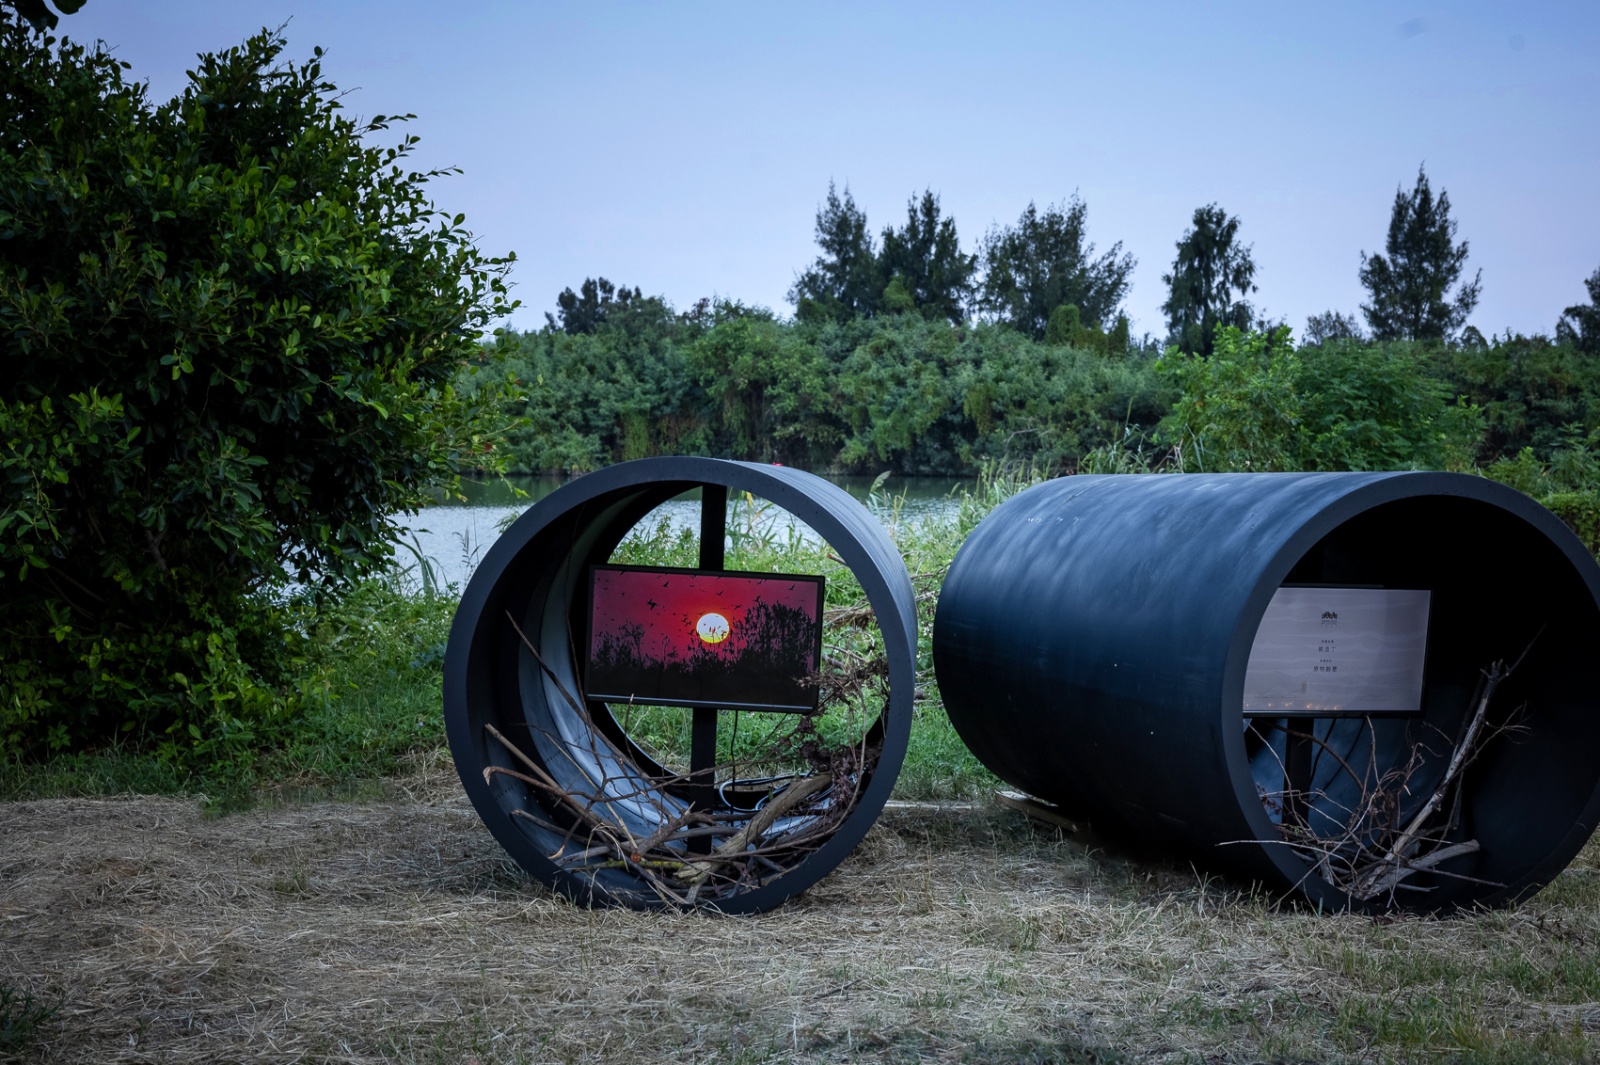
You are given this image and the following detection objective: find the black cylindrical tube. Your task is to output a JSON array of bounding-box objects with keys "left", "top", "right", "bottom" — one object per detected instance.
[
  {"left": 933, "top": 472, "right": 1600, "bottom": 911},
  {"left": 445, "top": 457, "right": 916, "bottom": 913}
]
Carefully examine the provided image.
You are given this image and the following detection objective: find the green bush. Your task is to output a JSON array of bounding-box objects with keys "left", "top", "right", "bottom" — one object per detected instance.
[
  {"left": 1435, "top": 332, "right": 1600, "bottom": 466},
  {"left": 1156, "top": 325, "right": 1304, "bottom": 471},
  {"left": 1157, "top": 326, "right": 1480, "bottom": 473},
  {"left": 0, "top": 980, "right": 58, "bottom": 1056},
  {"left": 0, "top": 17, "right": 513, "bottom": 758},
  {"left": 492, "top": 295, "right": 708, "bottom": 474},
  {"left": 489, "top": 306, "right": 1167, "bottom": 477},
  {"left": 1542, "top": 491, "right": 1600, "bottom": 556}
]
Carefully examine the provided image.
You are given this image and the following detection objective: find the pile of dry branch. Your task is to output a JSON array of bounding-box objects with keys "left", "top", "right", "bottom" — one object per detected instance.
[
  {"left": 1258, "top": 642, "right": 1537, "bottom": 905},
  {"left": 491, "top": 611, "right": 890, "bottom": 907}
]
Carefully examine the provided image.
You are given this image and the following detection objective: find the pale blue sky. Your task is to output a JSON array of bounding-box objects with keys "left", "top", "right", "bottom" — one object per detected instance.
[{"left": 56, "top": 1, "right": 1600, "bottom": 341}]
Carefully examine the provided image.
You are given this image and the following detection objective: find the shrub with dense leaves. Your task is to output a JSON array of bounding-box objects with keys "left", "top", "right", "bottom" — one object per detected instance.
[
  {"left": 0, "top": 16, "right": 514, "bottom": 757},
  {"left": 1156, "top": 326, "right": 1481, "bottom": 473}
]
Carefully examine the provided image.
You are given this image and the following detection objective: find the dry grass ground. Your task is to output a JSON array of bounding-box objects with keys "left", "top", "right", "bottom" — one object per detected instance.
[{"left": 4, "top": 758, "right": 1600, "bottom": 1065}]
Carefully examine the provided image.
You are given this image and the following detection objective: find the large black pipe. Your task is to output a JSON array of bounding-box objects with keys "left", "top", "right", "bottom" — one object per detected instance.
[
  {"left": 933, "top": 472, "right": 1600, "bottom": 911},
  {"left": 444, "top": 457, "right": 916, "bottom": 913}
]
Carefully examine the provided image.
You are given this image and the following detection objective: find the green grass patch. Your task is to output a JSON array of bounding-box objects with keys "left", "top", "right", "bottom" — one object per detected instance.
[
  {"left": 0, "top": 579, "right": 457, "bottom": 809},
  {"left": 0, "top": 981, "right": 60, "bottom": 1056}
]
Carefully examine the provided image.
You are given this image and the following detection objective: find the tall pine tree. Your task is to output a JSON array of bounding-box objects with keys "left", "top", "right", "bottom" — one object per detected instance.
[
  {"left": 789, "top": 182, "right": 882, "bottom": 323},
  {"left": 1161, "top": 204, "right": 1256, "bottom": 356},
  {"left": 1556, "top": 266, "right": 1600, "bottom": 357},
  {"left": 979, "top": 196, "right": 1134, "bottom": 340},
  {"left": 1358, "top": 166, "right": 1481, "bottom": 342},
  {"left": 878, "top": 190, "right": 977, "bottom": 325}
]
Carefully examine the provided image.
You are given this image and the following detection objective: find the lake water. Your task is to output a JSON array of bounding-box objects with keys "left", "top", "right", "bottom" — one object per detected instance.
[{"left": 396, "top": 473, "right": 968, "bottom": 592}]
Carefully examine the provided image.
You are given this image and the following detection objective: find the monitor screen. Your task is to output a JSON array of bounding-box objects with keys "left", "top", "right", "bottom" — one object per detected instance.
[
  {"left": 1242, "top": 586, "right": 1431, "bottom": 718},
  {"left": 584, "top": 565, "right": 826, "bottom": 712}
]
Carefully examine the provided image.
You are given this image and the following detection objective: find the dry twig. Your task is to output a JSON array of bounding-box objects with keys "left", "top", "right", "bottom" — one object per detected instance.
[{"left": 1251, "top": 631, "right": 1541, "bottom": 905}]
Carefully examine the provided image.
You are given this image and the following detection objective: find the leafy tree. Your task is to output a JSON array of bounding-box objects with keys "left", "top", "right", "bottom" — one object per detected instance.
[
  {"left": 1042, "top": 303, "right": 1129, "bottom": 357},
  {"left": 979, "top": 197, "right": 1134, "bottom": 339},
  {"left": 789, "top": 182, "right": 882, "bottom": 324},
  {"left": 1157, "top": 327, "right": 1299, "bottom": 469},
  {"left": 953, "top": 323, "right": 1167, "bottom": 471},
  {"left": 1434, "top": 331, "right": 1600, "bottom": 466},
  {"left": 1044, "top": 304, "right": 1086, "bottom": 347},
  {"left": 835, "top": 317, "right": 961, "bottom": 472},
  {"left": 1158, "top": 327, "right": 1480, "bottom": 473},
  {"left": 1160, "top": 204, "right": 1257, "bottom": 356},
  {"left": 0, "top": 17, "right": 514, "bottom": 756},
  {"left": 686, "top": 301, "right": 829, "bottom": 462},
  {"left": 546, "top": 276, "right": 643, "bottom": 335},
  {"left": 1303, "top": 310, "right": 1366, "bottom": 346},
  {"left": 877, "top": 189, "right": 976, "bottom": 325},
  {"left": 1358, "top": 166, "right": 1481, "bottom": 342},
  {"left": 495, "top": 297, "right": 708, "bottom": 473},
  {"left": 4, "top": 0, "right": 82, "bottom": 31},
  {"left": 1295, "top": 340, "right": 1480, "bottom": 472},
  {"left": 1556, "top": 265, "right": 1600, "bottom": 357}
]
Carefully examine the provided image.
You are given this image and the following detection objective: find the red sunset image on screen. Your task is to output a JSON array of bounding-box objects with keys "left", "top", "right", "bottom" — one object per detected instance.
[{"left": 585, "top": 565, "right": 824, "bottom": 711}]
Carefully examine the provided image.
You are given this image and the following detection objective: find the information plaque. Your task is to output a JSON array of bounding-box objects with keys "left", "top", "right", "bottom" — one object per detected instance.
[{"left": 1242, "top": 587, "right": 1431, "bottom": 717}]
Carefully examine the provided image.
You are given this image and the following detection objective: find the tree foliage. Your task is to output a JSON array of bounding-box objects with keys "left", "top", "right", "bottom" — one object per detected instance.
[
  {"left": 878, "top": 190, "right": 977, "bottom": 326},
  {"left": 979, "top": 197, "right": 1134, "bottom": 340},
  {"left": 547, "top": 276, "right": 643, "bottom": 335},
  {"left": 493, "top": 300, "right": 1170, "bottom": 479},
  {"left": 1303, "top": 309, "right": 1366, "bottom": 346},
  {"left": 0, "top": 17, "right": 514, "bottom": 756},
  {"left": 1157, "top": 327, "right": 1480, "bottom": 473},
  {"left": 1556, "top": 265, "right": 1600, "bottom": 357},
  {"left": 1434, "top": 330, "right": 1600, "bottom": 465},
  {"left": 789, "top": 182, "right": 882, "bottom": 324},
  {"left": 1358, "top": 166, "right": 1481, "bottom": 342},
  {"left": 494, "top": 293, "right": 704, "bottom": 473},
  {"left": 1161, "top": 204, "right": 1257, "bottom": 356},
  {"left": 3, "top": 0, "right": 83, "bottom": 31}
]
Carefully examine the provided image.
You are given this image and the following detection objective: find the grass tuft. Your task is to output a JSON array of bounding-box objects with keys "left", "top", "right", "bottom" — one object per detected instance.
[{"left": 0, "top": 982, "right": 60, "bottom": 1056}]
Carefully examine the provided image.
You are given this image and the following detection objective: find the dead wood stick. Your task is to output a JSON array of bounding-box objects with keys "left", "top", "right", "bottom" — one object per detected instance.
[
  {"left": 504, "top": 612, "right": 590, "bottom": 718},
  {"left": 1356, "top": 839, "right": 1483, "bottom": 898},
  {"left": 484, "top": 724, "right": 564, "bottom": 790},
  {"left": 485, "top": 765, "right": 613, "bottom": 849},
  {"left": 1372, "top": 662, "right": 1505, "bottom": 874},
  {"left": 551, "top": 843, "right": 617, "bottom": 867},
  {"left": 679, "top": 774, "right": 833, "bottom": 886},
  {"left": 484, "top": 723, "right": 641, "bottom": 852},
  {"left": 501, "top": 613, "right": 658, "bottom": 842},
  {"left": 509, "top": 806, "right": 612, "bottom": 845}
]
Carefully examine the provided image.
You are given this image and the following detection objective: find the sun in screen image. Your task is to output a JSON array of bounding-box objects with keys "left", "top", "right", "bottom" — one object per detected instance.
[{"left": 695, "top": 612, "right": 730, "bottom": 644}]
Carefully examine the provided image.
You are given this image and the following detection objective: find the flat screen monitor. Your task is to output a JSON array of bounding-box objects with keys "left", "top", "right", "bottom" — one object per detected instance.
[
  {"left": 1242, "top": 586, "right": 1431, "bottom": 718},
  {"left": 584, "top": 564, "right": 825, "bottom": 712}
]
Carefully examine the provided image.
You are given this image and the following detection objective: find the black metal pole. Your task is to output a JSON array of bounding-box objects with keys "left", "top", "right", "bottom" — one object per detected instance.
[{"left": 690, "top": 485, "right": 728, "bottom": 819}]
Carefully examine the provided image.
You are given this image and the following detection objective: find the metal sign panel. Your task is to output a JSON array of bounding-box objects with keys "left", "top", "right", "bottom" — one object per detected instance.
[{"left": 1243, "top": 587, "right": 1431, "bottom": 717}]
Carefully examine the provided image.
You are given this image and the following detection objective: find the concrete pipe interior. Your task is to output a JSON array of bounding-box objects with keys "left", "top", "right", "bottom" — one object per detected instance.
[{"left": 443, "top": 458, "right": 916, "bottom": 913}]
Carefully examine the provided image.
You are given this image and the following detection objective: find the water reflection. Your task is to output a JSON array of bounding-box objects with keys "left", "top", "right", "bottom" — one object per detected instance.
[{"left": 398, "top": 473, "right": 966, "bottom": 593}]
